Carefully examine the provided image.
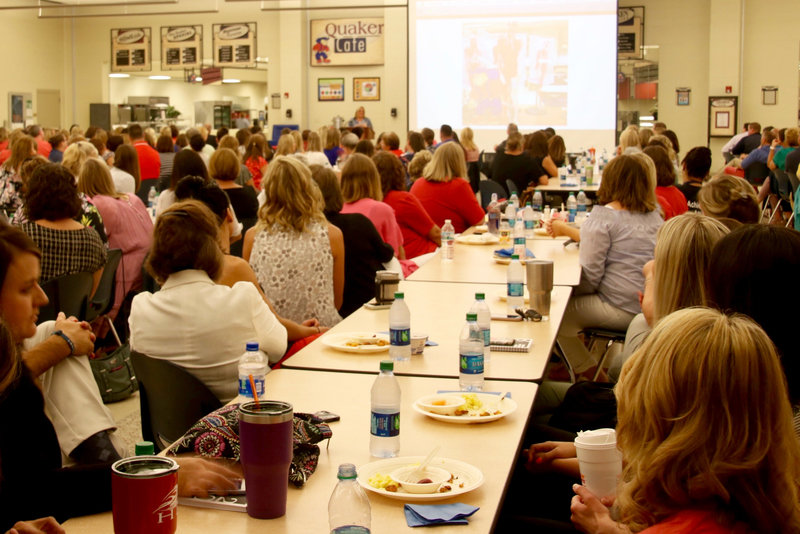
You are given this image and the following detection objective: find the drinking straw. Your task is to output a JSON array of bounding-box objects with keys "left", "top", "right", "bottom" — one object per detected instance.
[{"left": 249, "top": 374, "right": 260, "bottom": 408}]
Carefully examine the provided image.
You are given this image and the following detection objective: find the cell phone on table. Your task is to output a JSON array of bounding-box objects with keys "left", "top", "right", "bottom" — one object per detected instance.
[
  {"left": 209, "top": 478, "right": 246, "bottom": 496},
  {"left": 314, "top": 410, "right": 341, "bottom": 422},
  {"left": 491, "top": 314, "right": 523, "bottom": 322}
]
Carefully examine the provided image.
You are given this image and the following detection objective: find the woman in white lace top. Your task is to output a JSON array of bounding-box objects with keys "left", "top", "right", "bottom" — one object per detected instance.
[{"left": 243, "top": 156, "right": 344, "bottom": 327}]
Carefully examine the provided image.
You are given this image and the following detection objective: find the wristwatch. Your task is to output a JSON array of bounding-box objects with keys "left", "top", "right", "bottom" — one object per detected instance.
[{"left": 51, "top": 330, "right": 75, "bottom": 356}]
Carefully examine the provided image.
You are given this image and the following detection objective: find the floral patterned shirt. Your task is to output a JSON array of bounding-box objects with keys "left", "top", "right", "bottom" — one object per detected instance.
[{"left": 0, "top": 168, "right": 23, "bottom": 212}]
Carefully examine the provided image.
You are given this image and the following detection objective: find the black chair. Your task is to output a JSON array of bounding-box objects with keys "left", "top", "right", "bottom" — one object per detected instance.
[
  {"left": 136, "top": 178, "right": 160, "bottom": 207},
  {"left": 131, "top": 350, "right": 222, "bottom": 452},
  {"left": 580, "top": 328, "right": 626, "bottom": 381},
  {"left": 38, "top": 272, "right": 94, "bottom": 324},
  {"left": 506, "top": 180, "right": 518, "bottom": 197},
  {"left": 479, "top": 180, "right": 507, "bottom": 210},
  {"left": 744, "top": 161, "right": 770, "bottom": 185},
  {"left": 86, "top": 249, "right": 123, "bottom": 323}
]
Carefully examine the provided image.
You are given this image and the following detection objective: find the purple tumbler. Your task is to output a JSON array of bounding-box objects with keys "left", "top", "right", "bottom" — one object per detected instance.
[{"left": 239, "top": 401, "right": 294, "bottom": 519}]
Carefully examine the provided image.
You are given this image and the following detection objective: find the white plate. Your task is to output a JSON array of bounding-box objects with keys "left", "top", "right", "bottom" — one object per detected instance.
[
  {"left": 320, "top": 332, "right": 390, "bottom": 354},
  {"left": 494, "top": 291, "right": 530, "bottom": 303},
  {"left": 358, "top": 456, "right": 484, "bottom": 502},
  {"left": 534, "top": 228, "right": 549, "bottom": 236},
  {"left": 456, "top": 234, "right": 500, "bottom": 245},
  {"left": 412, "top": 393, "right": 518, "bottom": 424},
  {"left": 492, "top": 256, "right": 533, "bottom": 265}
]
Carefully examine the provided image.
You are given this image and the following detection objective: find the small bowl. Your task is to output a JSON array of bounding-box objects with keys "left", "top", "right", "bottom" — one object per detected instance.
[
  {"left": 348, "top": 333, "right": 383, "bottom": 345},
  {"left": 410, "top": 333, "right": 428, "bottom": 355},
  {"left": 390, "top": 465, "right": 451, "bottom": 494},
  {"left": 416, "top": 394, "right": 465, "bottom": 416}
]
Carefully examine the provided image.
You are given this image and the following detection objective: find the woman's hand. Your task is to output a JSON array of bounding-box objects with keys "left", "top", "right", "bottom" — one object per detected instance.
[
  {"left": 570, "top": 485, "right": 621, "bottom": 534},
  {"left": 5, "top": 517, "right": 65, "bottom": 534},
  {"left": 176, "top": 458, "right": 241, "bottom": 498},
  {"left": 524, "top": 441, "right": 577, "bottom": 465},
  {"left": 54, "top": 312, "right": 95, "bottom": 357},
  {"left": 301, "top": 318, "right": 320, "bottom": 328},
  {"left": 548, "top": 220, "right": 569, "bottom": 238}
]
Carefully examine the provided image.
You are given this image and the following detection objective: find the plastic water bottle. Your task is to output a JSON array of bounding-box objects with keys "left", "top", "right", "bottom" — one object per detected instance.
[
  {"left": 329, "top": 463, "right": 371, "bottom": 534},
  {"left": 441, "top": 219, "right": 455, "bottom": 261},
  {"left": 580, "top": 168, "right": 587, "bottom": 187},
  {"left": 459, "top": 313, "right": 484, "bottom": 392},
  {"left": 238, "top": 342, "right": 266, "bottom": 401},
  {"left": 147, "top": 186, "right": 157, "bottom": 209},
  {"left": 509, "top": 191, "right": 519, "bottom": 211},
  {"left": 532, "top": 190, "right": 543, "bottom": 212},
  {"left": 389, "top": 292, "right": 411, "bottom": 362},
  {"left": 370, "top": 361, "right": 400, "bottom": 458},
  {"left": 470, "top": 293, "right": 491, "bottom": 364},
  {"left": 513, "top": 211, "right": 526, "bottom": 259},
  {"left": 523, "top": 203, "right": 535, "bottom": 239},
  {"left": 498, "top": 219, "right": 511, "bottom": 245},
  {"left": 577, "top": 191, "right": 588, "bottom": 214},
  {"left": 559, "top": 166, "right": 567, "bottom": 188},
  {"left": 487, "top": 194, "right": 501, "bottom": 235},
  {"left": 507, "top": 254, "right": 525, "bottom": 315},
  {"left": 567, "top": 194, "right": 577, "bottom": 222},
  {"left": 504, "top": 203, "right": 516, "bottom": 223}
]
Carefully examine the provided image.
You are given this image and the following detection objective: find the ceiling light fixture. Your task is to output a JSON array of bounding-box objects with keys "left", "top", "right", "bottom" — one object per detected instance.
[
  {"left": 109, "top": 73, "right": 130, "bottom": 78},
  {"left": 149, "top": 75, "right": 171, "bottom": 80},
  {"left": 223, "top": 79, "right": 241, "bottom": 84}
]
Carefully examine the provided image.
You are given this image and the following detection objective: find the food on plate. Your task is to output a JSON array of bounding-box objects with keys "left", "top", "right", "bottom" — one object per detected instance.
[
  {"left": 345, "top": 337, "right": 389, "bottom": 347},
  {"left": 386, "top": 484, "right": 398, "bottom": 492},
  {"left": 460, "top": 393, "right": 483, "bottom": 410},
  {"left": 418, "top": 478, "right": 433, "bottom": 484},
  {"left": 431, "top": 400, "right": 447, "bottom": 406},
  {"left": 368, "top": 473, "right": 394, "bottom": 489},
  {"left": 438, "top": 485, "right": 452, "bottom": 493}
]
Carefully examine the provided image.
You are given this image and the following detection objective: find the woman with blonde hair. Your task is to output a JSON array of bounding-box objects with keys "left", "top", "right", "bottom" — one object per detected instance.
[
  {"left": 243, "top": 157, "right": 344, "bottom": 327},
  {"left": 410, "top": 141, "right": 485, "bottom": 233},
  {"left": 218, "top": 135, "right": 253, "bottom": 187},
  {"left": 61, "top": 141, "right": 99, "bottom": 177},
  {"left": 460, "top": 127, "right": 480, "bottom": 192},
  {"left": 571, "top": 307, "right": 800, "bottom": 534},
  {"left": 275, "top": 133, "right": 296, "bottom": 157},
  {"left": 323, "top": 127, "right": 342, "bottom": 166},
  {"left": 78, "top": 158, "right": 152, "bottom": 318},
  {"left": 0, "top": 135, "right": 36, "bottom": 210},
  {"left": 305, "top": 131, "right": 332, "bottom": 168},
  {"left": 408, "top": 150, "right": 432, "bottom": 183},
  {"left": 638, "top": 127, "right": 654, "bottom": 147},
  {"left": 243, "top": 134, "right": 270, "bottom": 191},
  {"left": 617, "top": 128, "right": 641, "bottom": 156},
  {"left": 290, "top": 130, "right": 304, "bottom": 154},
  {"left": 698, "top": 174, "right": 759, "bottom": 224}
]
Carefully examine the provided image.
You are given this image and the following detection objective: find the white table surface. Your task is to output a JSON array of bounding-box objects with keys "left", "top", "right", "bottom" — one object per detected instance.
[
  {"left": 64, "top": 369, "right": 538, "bottom": 534},
  {"left": 282, "top": 281, "right": 571, "bottom": 382},
  {"left": 410, "top": 238, "right": 581, "bottom": 287}
]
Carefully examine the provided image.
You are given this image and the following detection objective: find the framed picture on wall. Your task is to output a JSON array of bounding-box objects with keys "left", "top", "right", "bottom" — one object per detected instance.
[
  {"left": 354, "top": 77, "right": 380, "bottom": 101},
  {"left": 318, "top": 78, "right": 345, "bottom": 101},
  {"left": 708, "top": 96, "right": 738, "bottom": 139}
]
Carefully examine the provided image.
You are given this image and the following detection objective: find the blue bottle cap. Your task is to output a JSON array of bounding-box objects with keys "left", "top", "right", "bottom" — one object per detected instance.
[{"left": 246, "top": 342, "right": 259, "bottom": 351}]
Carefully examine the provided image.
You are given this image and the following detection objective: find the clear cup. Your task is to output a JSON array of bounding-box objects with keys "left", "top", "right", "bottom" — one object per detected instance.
[{"left": 574, "top": 428, "right": 623, "bottom": 500}]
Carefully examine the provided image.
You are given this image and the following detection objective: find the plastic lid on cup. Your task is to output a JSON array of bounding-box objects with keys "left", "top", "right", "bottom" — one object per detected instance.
[
  {"left": 395, "top": 292, "right": 404, "bottom": 299},
  {"left": 135, "top": 441, "right": 154, "bottom": 455},
  {"left": 466, "top": 313, "right": 477, "bottom": 321},
  {"left": 337, "top": 463, "right": 358, "bottom": 480},
  {"left": 445, "top": 219, "right": 452, "bottom": 224},
  {"left": 475, "top": 293, "right": 485, "bottom": 300},
  {"left": 574, "top": 428, "right": 618, "bottom": 450},
  {"left": 246, "top": 341, "right": 259, "bottom": 351},
  {"left": 511, "top": 254, "right": 520, "bottom": 260},
  {"left": 380, "top": 360, "right": 394, "bottom": 371}
]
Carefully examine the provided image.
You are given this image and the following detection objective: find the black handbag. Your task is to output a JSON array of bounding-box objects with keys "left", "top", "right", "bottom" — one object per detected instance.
[{"left": 90, "top": 318, "right": 138, "bottom": 403}]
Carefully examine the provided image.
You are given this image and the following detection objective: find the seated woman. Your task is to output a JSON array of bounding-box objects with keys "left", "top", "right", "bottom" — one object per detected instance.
[
  {"left": 109, "top": 144, "right": 139, "bottom": 195},
  {"left": 0, "top": 134, "right": 36, "bottom": 211},
  {"left": 555, "top": 154, "right": 662, "bottom": 377},
  {"left": 548, "top": 135, "right": 566, "bottom": 168},
  {"left": 243, "top": 134, "right": 270, "bottom": 191},
  {"left": 155, "top": 149, "right": 208, "bottom": 219},
  {"left": 523, "top": 131, "right": 558, "bottom": 177},
  {"left": 311, "top": 165, "right": 395, "bottom": 317},
  {"left": 174, "top": 176, "right": 325, "bottom": 342},
  {"left": 19, "top": 164, "right": 106, "bottom": 296},
  {"left": 409, "top": 142, "right": 485, "bottom": 234},
  {"left": 0, "top": 228, "right": 238, "bottom": 528},
  {"left": 616, "top": 128, "right": 641, "bottom": 156},
  {"left": 570, "top": 308, "right": 800, "bottom": 534},
  {"left": 243, "top": 157, "right": 344, "bottom": 328},
  {"left": 209, "top": 147, "right": 258, "bottom": 226},
  {"left": 130, "top": 200, "right": 287, "bottom": 403},
  {"left": 492, "top": 132, "right": 547, "bottom": 195},
  {"left": 408, "top": 150, "right": 431, "bottom": 185},
  {"left": 156, "top": 133, "right": 175, "bottom": 187},
  {"left": 305, "top": 131, "right": 332, "bottom": 168},
  {"left": 643, "top": 145, "right": 687, "bottom": 220},
  {"left": 355, "top": 139, "right": 375, "bottom": 158},
  {"left": 9, "top": 155, "right": 48, "bottom": 225},
  {"left": 217, "top": 134, "right": 253, "bottom": 187},
  {"left": 78, "top": 158, "right": 152, "bottom": 319},
  {"left": 340, "top": 153, "right": 406, "bottom": 260},
  {"left": 698, "top": 174, "right": 760, "bottom": 224},
  {"left": 323, "top": 128, "right": 343, "bottom": 167},
  {"left": 374, "top": 152, "right": 440, "bottom": 259}
]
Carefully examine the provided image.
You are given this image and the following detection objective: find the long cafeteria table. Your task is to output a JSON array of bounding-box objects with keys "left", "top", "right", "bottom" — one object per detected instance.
[
  {"left": 410, "top": 238, "right": 582, "bottom": 287},
  {"left": 64, "top": 368, "right": 539, "bottom": 533},
  {"left": 282, "top": 280, "right": 571, "bottom": 382}
]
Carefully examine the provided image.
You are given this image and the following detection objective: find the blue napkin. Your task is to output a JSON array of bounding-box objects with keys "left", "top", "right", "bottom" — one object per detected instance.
[
  {"left": 494, "top": 247, "right": 535, "bottom": 258},
  {"left": 404, "top": 503, "right": 479, "bottom": 527},
  {"left": 378, "top": 332, "right": 438, "bottom": 346},
  {"left": 437, "top": 390, "right": 512, "bottom": 398}
]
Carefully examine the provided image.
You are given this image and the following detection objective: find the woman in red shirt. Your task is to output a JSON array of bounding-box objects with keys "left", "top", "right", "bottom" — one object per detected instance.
[
  {"left": 644, "top": 145, "right": 687, "bottom": 221},
  {"left": 243, "top": 134, "right": 270, "bottom": 191},
  {"left": 569, "top": 307, "right": 800, "bottom": 534},
  {"left": 409, "top": 142, "right": 484, "bottom": 234}
]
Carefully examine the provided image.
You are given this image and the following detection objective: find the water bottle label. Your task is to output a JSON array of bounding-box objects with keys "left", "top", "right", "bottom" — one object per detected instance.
[
  {"left": 390, "top": 328, "right": 410, "bottom": 346},
  {"left": 482, "top": 329, "right": 490, "bottom": 347},
  {"left": 460, "top": 353, "right": 484, "bottom": 375},
  {"left": 238, "top": 375, "right": 265, "bottom": 397},
  {"left": 371, "top": 412, "right": 400, "bottom": 437},
  {"left": 332, "top": 527, "right": 370, "bottom": 534},
  {"left": 514, "top": 237, "right": 525, "bottom": 245},
  {"left": 578, "top": 205, "right": 587, "bottom": 212},
  {"left": 508, "top": 282, "right": 524, "bottom": 297},
  {"left": 524, "top": 221, "right": 534, "bottom": 230}
]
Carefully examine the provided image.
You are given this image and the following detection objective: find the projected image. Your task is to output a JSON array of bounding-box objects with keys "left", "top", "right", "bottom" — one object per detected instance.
[{"left": 463, "top": 20, "right": 568, "bottom": 127}]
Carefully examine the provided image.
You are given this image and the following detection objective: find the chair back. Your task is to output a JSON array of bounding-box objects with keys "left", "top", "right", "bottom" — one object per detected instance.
[
  {"left": 136, "top": 178, "right": 160, "bottom": 207},
  {"left": 506, "top": 180, "right": 518, "bottom": 197},
  {"left": 744, "top": 161, "right": 770, "bottom": 184},
  {"left": 85, "top": 249, "right": 122, "bottom": 322},
  {"left": 38, "top": 272, "right": 94, "bottom": 324},
  {"left": 773, "top": 168, "right": 792, "bottom": 198},
  {"left": 130, "top": 350, "right": 222, "bottom": 452},
  {"left": 479, "top": 180, "right": 507, "bottom": 209},
  {"left": 788, "top": 169, "right": 800, "bottom": 200}
]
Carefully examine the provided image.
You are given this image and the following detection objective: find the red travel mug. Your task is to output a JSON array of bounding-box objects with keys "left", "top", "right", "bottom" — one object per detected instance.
[
  {"left": 239, "top": 401, "right": 293, "bottom": 519},
  {"left": 111, "top": 456, "right": 180, "bottom": 534}
]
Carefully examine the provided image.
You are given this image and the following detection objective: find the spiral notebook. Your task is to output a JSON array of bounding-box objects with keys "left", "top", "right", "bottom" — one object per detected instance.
[{"left": 490, "top": 338, "right": 533, "bottom": 353}]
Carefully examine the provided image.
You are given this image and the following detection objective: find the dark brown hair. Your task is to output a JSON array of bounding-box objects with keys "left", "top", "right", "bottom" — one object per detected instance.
[
  {"left": 171, "top": 149, "right": 209, "bottom": 190},
  {"left": 524, "top": 131, "right": 549, "bottom": 158},
  {"left": 341, "top": 153, "right": 382, "bottom": 202},
  {"left": 114, "top": 144, "right": 141, "bottom": 193},
  {"left": 156, "top": 134, "right": 174, "bottom": 153},
  {"left": 373, "top": 152, "right": 406, "bottom": 195},
  {"left": 383, "top": 132, "right": 400, "bottom": 151},
  {"left": 209, "top": 148, "right": 240, "bottom": 182},
  {"left": 355, "top": 139, "right": 375, "bottom": 157},
  {"left": 643, "top": 146, "right": 676, "bottom": 187},
  {"left": 146, "top": 200, "right": 223, "bottom": 284},
  {"left": 25, "top": 164, "right": 82, "bottom": 221},
  {"left": 310, "top": 165, "right": 343, "bottom": 214}
]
